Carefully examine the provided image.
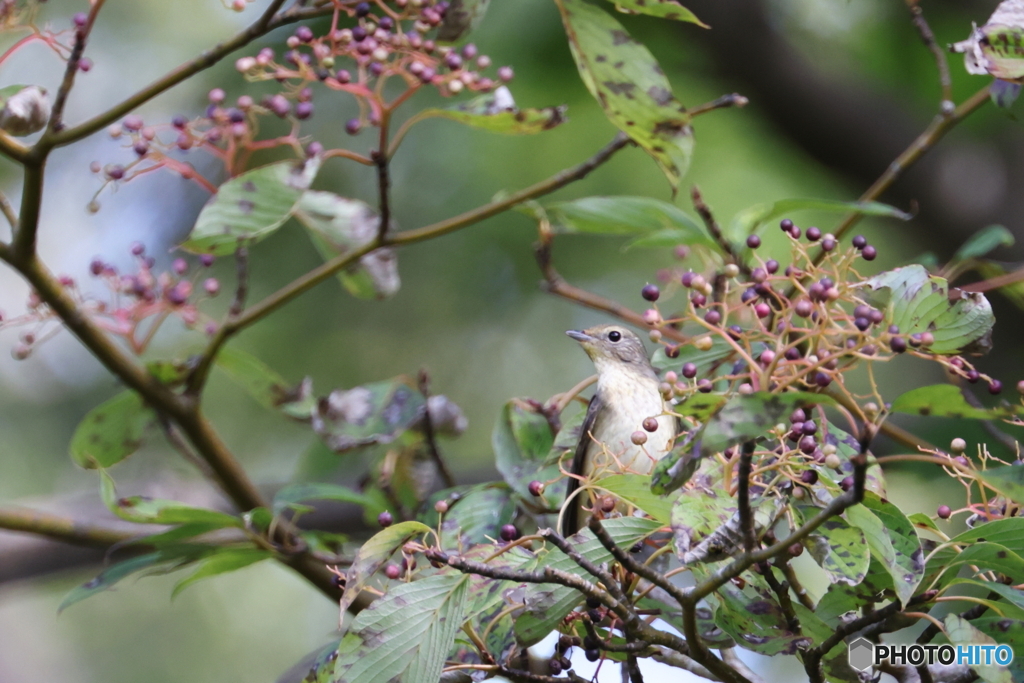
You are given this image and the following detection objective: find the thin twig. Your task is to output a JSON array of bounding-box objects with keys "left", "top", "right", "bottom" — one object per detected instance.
[
  {"left": 418, "top": 370, "right": 456, "bottom": 488},
  {"left": 229, "top": 246, "right": 249, "bottom": 317},
  {"left": 373, "top": 113, "right": 392, "bottom": 241},
  {"left": 691, "top": 185, "right": 749, "bottom": 274},
  {"left": 0, "top": 188, "right": 17, "bottom": 234},
  {"left": 587, "top": 516, "right": 689, "bottom": 608},
  {"left": 625, "top": 654, "right": 645, "bottom": 683},
  {"left": 904, "top": 0, "right": 953, "bottom": 115},
  {"left": 761, "top": 562, "right": 801, "bottom": 635},
  {"left": 534, "top": 240, "right": 689, "bottom": 345},
  {"left": 830, "top": 86, "right": 989, "bottom": 243},
  {"left": 46, "top": 0, "right": 107, "bottom": 133},
  {"left": 738, "top": 441, "right": 756, "bottom": 554},
  {"left": 688, "top": 93, "right": 749, "bottom": 118}
]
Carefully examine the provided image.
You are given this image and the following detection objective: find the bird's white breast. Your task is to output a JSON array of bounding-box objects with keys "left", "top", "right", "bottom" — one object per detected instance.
[{"left": 586, "top": 362, "right": 674, "bottom": 476}]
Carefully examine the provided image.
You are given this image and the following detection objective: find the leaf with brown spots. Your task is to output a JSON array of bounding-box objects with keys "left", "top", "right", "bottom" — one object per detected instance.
[
  {"left": 69, "top": 391, "right": 154, "bottom": 469},
  {"left": 608, "top": 0, "right": 707, "bottom": 26},
  {"left": 555, "top": 0, "right": 693, "bottom": 193},
  {"left": 845, "top": 493, "right": 923, "bottom": 606},
  {"left": 414, "top": 87, "right": 567, "bottom": 135},
  {"left": 215, "top": 346, "right": 290, "bottom": 411},
  {"left": 804, "top": 513, "right": 869, "bottom": 586},
  {"left": 310, "top": 376, "right": 427, "bottom": 453},
  {"left": 181, "top": 157, "right": 320, "bottom": 255}
]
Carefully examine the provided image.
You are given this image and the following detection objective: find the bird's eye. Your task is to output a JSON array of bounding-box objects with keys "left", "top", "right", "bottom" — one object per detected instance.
[{"left": 608, "top": 331, "right": 622, "bottom": 342}]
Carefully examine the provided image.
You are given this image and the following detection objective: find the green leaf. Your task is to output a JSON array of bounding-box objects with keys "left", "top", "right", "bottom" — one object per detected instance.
[
  {"left": 845, "top": 493, "right": 923, "bottom": 606},
  {"left": 338, "top": 521, "right": 432, "bottom": 614},
  {"left": 69, "top": 391, "right": 153, "bottom": 468},
  {"left": 731, "top": 198, "right": 910, "bottom": 242},
  {"left": 215, "top": 346, "right": 290, "bottom": 410},
  {"left": 60, "top": 552, "right": 167, "bottom": 612},
  {"left": 862, "top": 265, "right": 994, "bottom": 355},
  {"left": 100, "top": 471, "right": 242, "bottom": 528},
  {"left": 335, "top": 574, "right": 469, "bottom": 683},
  {"left": 172, "top": 547, "right": 273, "bottom": 597},
  {"left": 943, "top": 518, "right": 1024, "bottom": 555},
  {"left": 493, "top": 398, "right": 557, "bottom": 500},
  {"left": 312, "top": 376, "right": 426, "bottom": 453},
  {"left": 952, "top": 225, "right": 1015, "bottom": 264},
  {"left": 929, "top": 542, "right": 1024, "bottom": 586},
  {"left": 546, "top": 196, "right": 710, "bottom": 243},
  {"left": 591, "top": 473, "right": 671, "bottom": 524},
  {"left": 711, "top": 581, "right": 812, "bottom": 655},
  {"left": 945, "top": 613, "right": 1013, "bottom": 683},
  {"left": 977, "top": 465, "right": 1024, "bottom": 506},
  {"left": 422, "top": 484, "right": 516, "bottom": 550},
  {"left": 437, "top": 0, "right": 490, "bottom": 42},
  {"left": 943, "top": 578, "right": 1024, "bottom": 620},
  {"left": 555, "top": 0, "right": 694, "bottom": 192},
  {"left": 908, "top": 512, "right": 940, "bottom": 532},
  {"left": 814, "top": 560, "right": 893, "bottom": 626},
  {"left": 294, "top": 191, "right": 400, "bottom": 300},
  {"left": 608, "top": 0, "right": 706, "bottom": 26},
  {"left": 125, "top": 521, "right": 232, "bottom": 548},
  {"left": 181, "top": 158, "right": 320, "bottom": 255},
  {"left": 890, "top": 384, "right": 1012, "bottom": 420},
  {"left": 514, "top": 517, "right": 661, "bottom": 645},
  {"left": 805, "top": 515, "right": 869, "bottom": 586},
  {"left": 271, "top": 482, "right": 375, "bottom": 516},
  {"left": 59, "top": 544, "right": 211, "bottom": 612},
  {"left": 671, "top": 486, "right": 735, "bottom": 558},
  {"left": 416, "top": 89, "right": 566, "bottom": 134}
]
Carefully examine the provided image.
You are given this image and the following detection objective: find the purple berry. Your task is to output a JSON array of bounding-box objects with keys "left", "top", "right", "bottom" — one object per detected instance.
[
  {"left": 641, "top": 284, "right": 660, "bottom": 302},
  {"left": 780, "top": 219, "right": 793, "bottom": 232},
  {"left": 799, "top": 436, "right": 817, "bottom": 454},
  {"left": 890, "top": 337, "right": 907, "bottom": 353},
  {"left": 705, "top": 309, "right": 722, "bottom": 325},
  {"left": 378, "top": 510, "right": 393, "bottom": 527},
  {"left": 73, "top": 12, "right": 88, "bottom": 27},
  {"left": 937, "top": 505, "right": 951, "bottom": 520},
  {"left": 384, "top": 564, "right": 401, "bottom": 579},
  {"left": 966, "top": 369, "right": 980, "bottom": 384},
  {"left": 172, "top": 258, "right": 188, "bottom": 275},
  {"left": 840, "top": 476, "right": 854, "bottom": 492},
  {"left": 295, "top": 26, "right": 314, "bottom": 42},
  {"left": 814, "top": 372, "right": 831, "bottom": 387},
  {"left": 754, "top": 303, "right": 771, "bottom": 318},
  {"left": 800, "top": 469, "right": 818, "bottom": 484},
  {"left": 697, "top": 379, "right": 713, "bottom": 393},
  {"left": 765, "top": 259, "right": 779, "bottom": 274},
  {"left": 528, "top": 480, "right": 544, "bottom": 496},
  {"left": 821, "top": 236, "right": 837, "bottom": 252},
  {"left": 498, "top": 66, "right": 514, "bottom": 82},
  {"left": 854, "top": 317, "right": 870, "bottom": 331},
  {"left": 746, "top": 234, "right": 761, "bottom": 249},
  {"left": 345, "top": 118, "right": 361, "bottom": 135},
  {"left": 500, "top": 524, "right": 520, "bottom": 541},
  {"left": 806, "top": 226, "right": 821, "bottom": 241},
  {"left": 295, "top": 101, "right": 314, "bottom": 119},
  {"left": 794, "top": 300, "right": 813, "bottom": 318},
  {"left": 682, "top": 363, "right": 697, "bottom": 379},
  {"left": 861, "top": 245, "right": 877, "bottom": 261},
  {"left": 200, "top": 254, "right": 215, "bottom": 267},
  {"left": 852, "top": 235, "right": 867, "bottom": 249},
  {"left": 989, "top": 379, "right": 1003, "bottom": 395},
  {"left": 681, "top": 271, "right": 695, "bottom": 288},
  {"left": 355, "top": 2, "right": 371, "bottom": 17}
]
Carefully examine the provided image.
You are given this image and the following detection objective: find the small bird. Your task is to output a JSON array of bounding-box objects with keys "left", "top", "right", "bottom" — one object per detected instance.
[{"left": 561, "top": 324, "right": 678, "bottom": 535}]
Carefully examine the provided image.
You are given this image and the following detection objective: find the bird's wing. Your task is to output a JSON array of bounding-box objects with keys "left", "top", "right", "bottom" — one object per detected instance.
[{"left": 561, "top": 393, "right": 602, "bottom": 536}]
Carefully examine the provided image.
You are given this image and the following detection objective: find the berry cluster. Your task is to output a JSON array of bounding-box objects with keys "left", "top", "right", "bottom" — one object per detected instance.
[
  {"left": 1, "top": 244, "right": 221, "bottom": 360},
  {"left": 641, "top": 219, "right": 1015, "bottom": 408}
]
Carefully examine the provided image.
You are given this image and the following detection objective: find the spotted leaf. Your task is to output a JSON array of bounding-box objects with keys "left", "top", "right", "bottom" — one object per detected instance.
[
  {"left": 556, "top": 0, "right": 693, "bottom": 192},
  {"left": 182, "top": 158, "right": 320, "bottom": 255},
  {"left": 415, "top": 87, "right": 567, "bottom": 134},
  {"left": 609, "top": 0, "right": 706, "bottom": 26},
  {"left": 804, "top": 514, "right": 869, "bottom": 586},
  {"left": 69, "top": 391, "right": 154, "bottom": 469},
  {"left": 845, "top": 493, "right": 923, "bottom": 606}
]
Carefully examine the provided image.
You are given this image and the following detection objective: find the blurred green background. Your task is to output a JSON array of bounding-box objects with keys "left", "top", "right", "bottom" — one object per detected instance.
[{"left": 1, "top": 0, "right": 1022, "bottom": 681}]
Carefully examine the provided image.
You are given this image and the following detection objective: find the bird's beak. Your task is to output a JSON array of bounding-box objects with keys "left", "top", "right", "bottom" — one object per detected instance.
[{"left": 566, "top": 330, "right": 596, "bottom": 343}]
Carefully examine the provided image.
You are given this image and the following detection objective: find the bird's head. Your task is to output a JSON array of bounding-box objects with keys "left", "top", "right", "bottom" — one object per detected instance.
[{"left": 566, "top": 325, "right": 653, "bottom": 375}]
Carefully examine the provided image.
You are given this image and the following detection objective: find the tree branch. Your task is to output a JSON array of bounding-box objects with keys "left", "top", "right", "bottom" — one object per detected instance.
[
  {"left": 0, "top": 505, "right": 134, "bottom": 547},
  {"left": 48, "top": 0, "right": 306, "bottom": 147}
]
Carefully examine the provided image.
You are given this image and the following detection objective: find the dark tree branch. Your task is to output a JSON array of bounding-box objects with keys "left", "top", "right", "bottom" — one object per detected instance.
[
  {"left": 418, "top": 370, "right": 457, "bottom": 489},
  {"left": 737, "top": 441, "right": 756, "bottom": 554}
]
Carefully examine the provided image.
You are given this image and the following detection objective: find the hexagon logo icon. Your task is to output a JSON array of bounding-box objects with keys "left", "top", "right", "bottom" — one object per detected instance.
[{"left": 848, "top": 637, "right": 874, "bottom": 672}]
